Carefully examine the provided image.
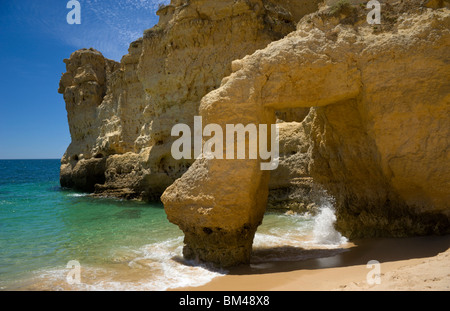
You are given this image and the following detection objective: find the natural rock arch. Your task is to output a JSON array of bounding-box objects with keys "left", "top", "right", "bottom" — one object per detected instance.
[
  {"left": 162, "top": 7, "right": 450, "bottom": 267},
  {"left": 161, "top": 16, "right": 362, "bottom": 266}
]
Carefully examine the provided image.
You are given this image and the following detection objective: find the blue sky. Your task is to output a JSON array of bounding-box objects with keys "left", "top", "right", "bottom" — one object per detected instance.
[{"left": 0, "top": 0, "right": 167, "bottom": 159}]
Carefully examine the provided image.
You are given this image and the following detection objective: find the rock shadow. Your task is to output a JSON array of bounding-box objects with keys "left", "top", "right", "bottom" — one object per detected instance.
[
  {"left": 227, "top": 235, "right": 450, "bottom": 276},
  {"left": 172, "top": 235, "right": 450, "bottom": 276}
]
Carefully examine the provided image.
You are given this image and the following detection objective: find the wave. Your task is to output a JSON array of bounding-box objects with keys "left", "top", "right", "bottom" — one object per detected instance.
[
  {"left": 252, "top": 197, "right": 349, "bottom": 263},
  {"left": 66, "top": 193, "right": 90, "bottom": 198},
  {"left": 25, "top": 237, "right": 226, "bottom": 291},
  {"left": 312, "top": 205, "right": 348, "bottom": 247},
  {"left": 17, "top": 195, "right": 348, "bottom": 290}
]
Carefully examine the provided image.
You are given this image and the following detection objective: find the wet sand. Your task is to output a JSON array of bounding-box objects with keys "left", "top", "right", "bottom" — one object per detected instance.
[
  {"left": 177, "top": 235, "right": 450, "bottom": 291},
  {"left": 9, "top": 235, "right": 450, "bottom": 291}
]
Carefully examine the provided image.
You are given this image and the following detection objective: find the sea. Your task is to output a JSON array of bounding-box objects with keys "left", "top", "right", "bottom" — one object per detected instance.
[{"left": 0, "top": 159, "right": 349, "bottom": 291}]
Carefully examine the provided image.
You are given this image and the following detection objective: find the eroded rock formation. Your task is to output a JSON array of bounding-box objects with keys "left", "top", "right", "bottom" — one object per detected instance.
[
  {"left": 59, "top": 0, "right": 322, "bottom": 201},
  {"left": 162, "top": 1, "right": 450, "bottom": 265},
  {"left": 60, "top": 0, "right": 450, "bottom": 267}
]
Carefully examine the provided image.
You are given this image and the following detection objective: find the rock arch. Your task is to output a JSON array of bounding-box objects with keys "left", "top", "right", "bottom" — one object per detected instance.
[
  {"left": 162, "top": 8, "right": 450, "bottom": 267},
  {"left": 161, "top": 18, "right": 363, "bottom": 266}
]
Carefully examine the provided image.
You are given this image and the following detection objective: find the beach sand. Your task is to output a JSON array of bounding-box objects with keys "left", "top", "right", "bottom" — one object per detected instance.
[
  {"left": 10, "top": 235, "right": 449, "bottom": 291},
  {"left": 177, "top": 235, "right": 450, "bottom": 291}
]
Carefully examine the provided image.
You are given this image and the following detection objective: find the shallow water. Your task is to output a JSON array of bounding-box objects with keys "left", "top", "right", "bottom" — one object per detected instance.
[{"left": 0, "top": 160, "right": 349, "bottom": 291}]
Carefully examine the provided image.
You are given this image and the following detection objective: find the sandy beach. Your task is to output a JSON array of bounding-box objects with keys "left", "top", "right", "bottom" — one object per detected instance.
[
  {"left": 8, "top": 234, "right": 449, "bottom": 291},
  {"left": 178, "top": 235, "right": 450, "bottom": 291}
]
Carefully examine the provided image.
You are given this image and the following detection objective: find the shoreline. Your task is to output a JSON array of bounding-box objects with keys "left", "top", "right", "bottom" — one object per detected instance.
[
  {"left": 5, "top": 235, "right": 449, "bottom": 291},
  {"left": 176, "top": 235, "right": 450, "bottom": 291}
]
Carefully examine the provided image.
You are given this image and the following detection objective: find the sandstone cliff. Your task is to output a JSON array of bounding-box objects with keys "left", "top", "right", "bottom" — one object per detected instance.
[
  {"left": 59, "top": 0, "right": 322, "bottom": 201},
  {"left": 162, "top": 1, "right": 450, "bottom": 265},
  {"left": 60, "top": 0, "right": 450, "bottom": 267}
]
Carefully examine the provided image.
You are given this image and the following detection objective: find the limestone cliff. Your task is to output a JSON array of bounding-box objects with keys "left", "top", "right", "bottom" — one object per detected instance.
[
  {"left": 59, "top": 0, "right": 322, "bottom": 201},
  {"left": 60, "top": 0, "right": 450, "bottom": 267},
  {"left": 162, "top": 1, "right": 450, "bottom": 265}
]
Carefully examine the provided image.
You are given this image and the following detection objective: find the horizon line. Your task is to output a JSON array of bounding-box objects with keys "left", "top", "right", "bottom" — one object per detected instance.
[{"left": 0, "top": 158, "right": 61, "bottom": 161}]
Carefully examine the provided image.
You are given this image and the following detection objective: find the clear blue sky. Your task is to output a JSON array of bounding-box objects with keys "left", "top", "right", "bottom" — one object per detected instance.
[{"left": 0, "top": 0, "right": 167, "bottom": 159}]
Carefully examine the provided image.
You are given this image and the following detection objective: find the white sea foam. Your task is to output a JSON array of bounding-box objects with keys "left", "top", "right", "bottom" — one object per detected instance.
[
  {"left": 252, "top": 195, "right": 349, "bottom": 263},
  {"left": 66, "top": 193, "right": 90, "bottom": 197},
  {"left": 28, "top": 194, "right": 348, "bottom": 290},
  {"left": 31, "top": 237, "right": 226, "bottom": 291},
  {"left": 126, "top": 237, "right": 227, "bottom": 291},
  {"left": 312, "top": 206, "right": 348, "bottom": 247}
]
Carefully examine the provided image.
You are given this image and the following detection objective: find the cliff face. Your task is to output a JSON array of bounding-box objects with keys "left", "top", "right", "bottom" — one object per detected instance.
[
  {"left": 60, "top": 0, "right": 450, "bottom": 267},
  {"left": 59, "top": 0, "right": 321, "bottom": 200},
  {"left": 162, "top": 1, "right": 450, "bottom": 265},
  {"left": 59, "top": 49, "right": 120, "bottom": 191}
]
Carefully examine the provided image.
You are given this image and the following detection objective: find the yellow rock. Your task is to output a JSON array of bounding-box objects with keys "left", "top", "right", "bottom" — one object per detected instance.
[
  {"left": 59, "top": 0, "right": 322, "bottom": 198},
  {"left": 162, "top": 3, "right": 450, "bottom": 265}
]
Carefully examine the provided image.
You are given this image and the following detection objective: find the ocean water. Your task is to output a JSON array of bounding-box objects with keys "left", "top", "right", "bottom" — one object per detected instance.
[{"left": 0, "top": 159, "right": 348, "bottom": 291}]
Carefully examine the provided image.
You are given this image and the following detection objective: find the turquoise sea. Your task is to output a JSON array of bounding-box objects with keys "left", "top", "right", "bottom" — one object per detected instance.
[{"left": 0, "top": 159, "right": 348, "bottom": 290}]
